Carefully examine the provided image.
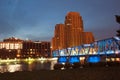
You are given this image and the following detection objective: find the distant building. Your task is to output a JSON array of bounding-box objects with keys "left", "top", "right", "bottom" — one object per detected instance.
[
  {"left": 0, "top": 37, "right": 23, "bottom": 59},
  {"left": 21, "top": 41, "right": 51, "bottom": 58},
  {"left": 52, "top": 12, "right": 94, "bottom": 51},
  {"left": 0, "top": 37, "right": 51, "bottom": 59}
]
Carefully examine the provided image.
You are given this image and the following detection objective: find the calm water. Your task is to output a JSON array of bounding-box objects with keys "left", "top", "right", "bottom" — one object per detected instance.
[{"left": 0, "top": 59, "right": 57, "bottom": 73}]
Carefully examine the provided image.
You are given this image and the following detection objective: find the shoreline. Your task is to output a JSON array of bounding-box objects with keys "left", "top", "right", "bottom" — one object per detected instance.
[{"left": 0, "top": 66, "right": 120, "bottom": 80}]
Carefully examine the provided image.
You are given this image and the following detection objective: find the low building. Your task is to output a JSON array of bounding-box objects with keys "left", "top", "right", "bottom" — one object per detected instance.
[
  {"left": 21, "top": 40, "right": 51, "bottom": 58},
  {"left": 0, "top": 37, "right": 51, "bottom": 59},
  {"left": 0, "top": 37, "right": 23, "bottom": 59}
]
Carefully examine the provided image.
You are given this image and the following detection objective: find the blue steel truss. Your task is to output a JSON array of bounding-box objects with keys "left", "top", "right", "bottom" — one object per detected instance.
[{"left": 52, "top": 37, "right": 120, "bottom": 63}]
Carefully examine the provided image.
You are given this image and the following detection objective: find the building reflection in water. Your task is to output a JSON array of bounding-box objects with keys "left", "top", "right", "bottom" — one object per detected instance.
[
  {"left": 7, "top": 64, "right": 22, "bottom": 72},
  {"left": 0, "top": 63, "right": 22, "bottom": 73},
  {"left": 0, "top": 59, "right": 57, "bottom": 73}
]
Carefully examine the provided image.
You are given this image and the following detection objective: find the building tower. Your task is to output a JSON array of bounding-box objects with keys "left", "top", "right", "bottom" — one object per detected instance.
[
  {"left": 51, "top": 12, "right": 94, "bottom": 51},
  {"left": 65, "top": 12, "right": 84, "bottom": 47},
  {"left": 51, "top": 24, "right": 65, "bottom": 50}
]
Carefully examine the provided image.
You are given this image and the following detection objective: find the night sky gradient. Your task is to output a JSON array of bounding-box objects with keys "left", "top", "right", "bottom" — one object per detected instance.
[{"left": 0, "top": 0, "right": 120, "bottom": 41}]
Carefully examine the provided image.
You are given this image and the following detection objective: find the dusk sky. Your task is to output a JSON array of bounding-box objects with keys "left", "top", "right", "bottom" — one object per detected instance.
[{"left": 0, "top": 0, "right": 120, "bottom": 41}]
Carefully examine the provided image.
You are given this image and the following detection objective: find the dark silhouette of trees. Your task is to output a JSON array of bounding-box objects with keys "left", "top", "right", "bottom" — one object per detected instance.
[
  {"left": 115, "top": 15, "right": 120, "bottom": 24},
  {"left": 115, "top": 15, "right": 120, "bottom": 36}
]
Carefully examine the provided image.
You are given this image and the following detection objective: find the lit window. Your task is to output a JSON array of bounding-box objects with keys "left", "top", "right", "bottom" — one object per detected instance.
[
  {"left": 66, "top": 23, "right": 71, "bottom": 25},
  {"left": 30, "top": 49, "right": 32, "bottom": 51},
  {"left": 10, "top": 43, "right": 14, "bottom": 49},
  {"left": 2, "top": 43, "right": 5, "bottom": 48},
  {"left": 6, "top": 43, "right": 9, "bottom": 49}
]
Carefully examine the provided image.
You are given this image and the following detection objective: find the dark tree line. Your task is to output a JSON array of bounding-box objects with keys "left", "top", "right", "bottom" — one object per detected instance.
[{"left": 115, "top": 15, "right": 120, "bottom": 36}]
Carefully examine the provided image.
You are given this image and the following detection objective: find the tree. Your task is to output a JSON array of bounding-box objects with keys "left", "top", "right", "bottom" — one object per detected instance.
[
  {"left": 115, "top": 15, "right": 120, "bottom": 24},
  {"left": 115, "top": 15, "right": 120, "bottom": 36}
]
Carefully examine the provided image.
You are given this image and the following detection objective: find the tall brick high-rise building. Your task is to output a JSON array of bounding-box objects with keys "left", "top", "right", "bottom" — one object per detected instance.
[
  {"left": 52, "top": 12, "right": 94, "bottom": 50},
  {"left": 51, "top": 24, "right": 65, "bottom": 50},
  {"left": 65, "top": 12, "right": 84, "bottom": 47}
]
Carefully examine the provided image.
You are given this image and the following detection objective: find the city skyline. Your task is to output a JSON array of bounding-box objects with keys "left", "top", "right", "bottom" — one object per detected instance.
[{"left": 0, "top": 0, "right": 120, "bottom": 41}]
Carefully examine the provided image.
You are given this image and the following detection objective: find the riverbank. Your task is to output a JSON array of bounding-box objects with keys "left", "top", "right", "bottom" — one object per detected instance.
[{"left": 0, "top": 66, "right": 120, "bottom": 80}]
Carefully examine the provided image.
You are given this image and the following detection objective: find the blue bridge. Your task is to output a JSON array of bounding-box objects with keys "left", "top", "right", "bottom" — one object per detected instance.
[{"left": 52, "top": 37, "right": 120, "bottom": 63}]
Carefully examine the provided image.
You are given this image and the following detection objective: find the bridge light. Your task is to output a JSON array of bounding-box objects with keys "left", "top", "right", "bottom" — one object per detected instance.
[
  {"left": 68, "top": 56, "right": 80, "bottom": 63},
  {"left": 87, "top": 56, "right": 100, "bottom": 63},
  {"left": 58, "top": 56, "right": 67, "bottom": 63},
  {"left": 114, "top": 36, "right": 120, "bottom": 40}
]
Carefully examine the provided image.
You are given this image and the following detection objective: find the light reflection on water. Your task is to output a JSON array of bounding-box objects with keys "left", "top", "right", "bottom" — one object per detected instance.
[{"left": 0, "top": 60, "right": 57, "bottom": 73}]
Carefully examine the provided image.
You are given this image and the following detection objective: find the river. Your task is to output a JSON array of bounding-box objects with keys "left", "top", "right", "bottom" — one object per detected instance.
[{"left": 0, "top": 58, "right": 57, "bottom": 73}]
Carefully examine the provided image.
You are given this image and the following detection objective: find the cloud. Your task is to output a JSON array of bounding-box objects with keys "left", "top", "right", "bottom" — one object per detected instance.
[
  {"left": 0, "top": 20, "right": 17, "bottom": 35},
  {"left": 0, "top": 0, "right": 120, "bottom": 41},
  {"left": 24, "top": 34, "right": 52, "bottom": 41}
]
